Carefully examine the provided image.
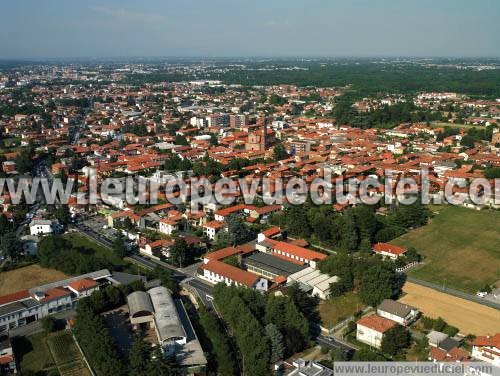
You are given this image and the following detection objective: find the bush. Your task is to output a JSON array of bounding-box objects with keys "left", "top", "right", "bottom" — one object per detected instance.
[
  {"left": 443, "top": 325, "right": 459, "bottom": 337},
  {"left": 41, "top": 317, "right": 57, "bottom": 333},
  {"left": 433, "top": 317, "right": 446, "bottom": 332},
  {"left": 420, "top": 316, "right": 435, "bottom": 330}
]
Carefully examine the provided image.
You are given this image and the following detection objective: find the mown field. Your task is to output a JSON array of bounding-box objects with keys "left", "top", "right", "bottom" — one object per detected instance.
[
  {"left": 319, "top": 292, "right": 364, "bottom": 328},
  {"left": 63, "top": 232, "right": 125, "bottom": 267},
  {"left": 14, "top": 330, "right": 90, "bottom": 376},
  {"left": 400, "top": 282, "right": 500, "bottom": 336},
  {"left": 0, "top": 264, "right": 69, "bottom": 295},
  {"left": 392, "top": 206, "right": 500, "bottom": 293}
]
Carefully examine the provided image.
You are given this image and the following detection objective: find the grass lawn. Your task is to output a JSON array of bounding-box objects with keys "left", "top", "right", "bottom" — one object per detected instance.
[
  {"left": 0, "top": 264, "right": 69, "bottom": 295},
  {"left": 14, "top": 331, "right": 90, "bottom": 376},
  {"left": 392, "top": 206, "right": 500, "bottom": 293},
  {"left": 319, "top": 292, "right": 364, "bottom": 328},
  {"left": 430, "top": 121, "right": 481, "bottom": 129},
  {"left": 63, "top": 233, "right": 125, "bottom": 267},
  {"left": 13, "top": 332, "right": 56, "bottom": 373}
]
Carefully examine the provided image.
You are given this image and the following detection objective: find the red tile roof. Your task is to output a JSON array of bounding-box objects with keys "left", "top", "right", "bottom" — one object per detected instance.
[
  {"left": 473, "top": 334, "right": 500, "bottom": 348},
  {"left": 357, "top": 314, "right": 398, "bottom": 333},
  {"left": 39, "top": 287, "right": 71, "bottom": 303},
  {"left": 0, "top": 290, "right": 30, "bottom": 306},
  {"left": 261, "top": 226, "right": 281, "bottom": 238},
  {"left": 429, "top": 347, "right": 470, "bottom": 362},
  {"left": 205, "top": 246, "right": 252, "bottom": 261},
  {"left": 265, "top": 239, "right": 327, "bottom": 262},
  {"left": 373, "top": 242, "right": 407, "bottom": 256},
  {"left": 67, "top": 278, "right": 98, "bottom": 292},
  {"left": 201, "top": 260, "right": 259, "bottom": 287}
]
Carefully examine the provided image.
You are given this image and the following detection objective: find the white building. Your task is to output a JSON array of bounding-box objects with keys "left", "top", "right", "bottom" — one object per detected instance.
[
  {"left": 159, "top": 218, "right": 178, "bottom": 236},
  {"left": 29, "top": 219, "right": 54, "bottom": 236},
  {"left": 356, "top": 314, "right": 398, "bottom": 349},
  {"left": 472, "top": 334, "right": 500, "bottom": 367},
  {"left": 287, "top": 267, "right": 338, "bottom": 300}
]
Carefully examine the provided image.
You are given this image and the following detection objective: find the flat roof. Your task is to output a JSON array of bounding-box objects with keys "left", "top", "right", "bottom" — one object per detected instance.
[{"left": 244, "top": 252, "right": 307, "bottom": 277}]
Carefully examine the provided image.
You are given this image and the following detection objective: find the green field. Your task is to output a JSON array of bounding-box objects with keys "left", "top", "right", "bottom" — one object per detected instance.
[
  {"left": 319, "top": 292, "right": 364, "bottom": 328},
  {"left": 430, "top": 121, "right": 482, "bottom": 129},
  {"left": 15, "top": 331, "right": 90, "bottom": 376},
  {"left": 64, "top": 233, "right": 125, "bottom": 267},
  {"left": 392, "top": 206, "right": 500, "bottom": 293},
  {"left": 14, "top": 332, "right": 55, "bottom": 373}
]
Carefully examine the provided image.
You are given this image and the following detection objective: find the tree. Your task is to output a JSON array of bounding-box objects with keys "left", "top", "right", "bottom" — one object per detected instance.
[
  {"left": 41, "top": 317, "right": 57, "bottom": 333},
  {"left": 14, "top": 146, "right": 34, "bottom": 174},
  {"left": 359, "top": 262, "right": 399, "bottom": 306},
  {"left": 381, "top": 325, "right": 411, "bottom": 356},
  {"left": 55, "top": 205, "right": 71, "bottom": 226},
  {"left": 265, "top": 323, "right": 285, "bottom": 363},
  {"left": 152, "top": 266, "right": 180, "bottom": 294},
  {"left": 210, "top": 134, "right": 219, "bottom": 146},
  {"left": 169, "top": 238, "right": 192, "bottom": 267},
  {"left": 433, "top": 317, "right": 446, "bottom": 332},
  {"left": 112, "top": 237, "right": 127, "bottom": 258},
  {"left": 217, "top": 215, "right": 255, "bottom": 246},
  {"left": 352, "top": 348, "right": 386, "bottom": 361},
  {"left": 273, "top": 143, "right": 289, "bottom": 161},
  {"left": 129, "top": 335, "right": 153, "bottom": 376},
  {"left": 284, "top": 206, "right": 311, "bottom": 239},
  {"left": 175, "top": 135, "right": 189, "bottom": 146},
  {"left": 198, "top": 306, "right": 237, "bottom": 376},
  {"left": 0, "top": 232, "right": 22, "bottom": 261}
]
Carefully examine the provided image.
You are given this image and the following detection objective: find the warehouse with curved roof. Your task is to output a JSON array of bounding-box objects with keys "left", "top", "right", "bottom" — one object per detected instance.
[
  {"left": 148, "top": 286, "right": 186, "bottom": 349},
  {"left": 127, "top": 290, "right": 154, "bottom": 319}
]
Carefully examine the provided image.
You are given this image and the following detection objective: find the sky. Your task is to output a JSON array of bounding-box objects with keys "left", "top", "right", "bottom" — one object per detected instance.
[{"left": 0, "top": 0, "right": 499, "bottom": 59}]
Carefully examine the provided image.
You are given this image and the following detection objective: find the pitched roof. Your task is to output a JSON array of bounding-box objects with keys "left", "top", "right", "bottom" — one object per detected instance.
[
  {"left": 67, "top": 278, "right": 98, "bottom": 292},
  {"left": 357, "top": 314, "right": 398, "bottom": 333},
  {"left": 205, "top": 246, "right": 246, "bottom": 262},
  {"left": 473, "top": 333, "right": 500, "bottom": 348},
  {"left": 429, "top": 347, "right": 469, "bottom": 362},
  {"left": 264, "top": 239, "right": 327, "bottom": 262},
  {"left": 201, "top": 260, "right": 259, "bottom": 287},
  {"left": 373, "top": 242, "right": 407, "bottom": 256},
  {"left": 0, "top": 290, "right": 30, "bottom": 306},
  {"left": 377, "top": 299, "right": 416, "bottom": 318}
]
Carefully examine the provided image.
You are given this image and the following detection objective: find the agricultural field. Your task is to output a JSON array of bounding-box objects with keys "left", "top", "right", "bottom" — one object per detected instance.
[
  {"left": 392, "top": 206, "right": 500, "bottom": 293},
  {"left": 47, "top": 331, "right": 91, "bottom": 376},
  {"left": 0, "top": 264, "right": 69, "bottom": 295},
  {"left": 14, "top": 330, "right": 90, "bottom": 376},
  {"left": 319, "top": 292, "right": 364, "bottom": 328},
  {"left": 400, "top": 282, "right": 500, "bottom": 336}
]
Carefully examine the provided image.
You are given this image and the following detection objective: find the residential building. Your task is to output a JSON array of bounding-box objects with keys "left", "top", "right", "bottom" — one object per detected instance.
[
  {"left": 372, "top": 243, "right": 407, "bottom": 260},
  {"left": 472, "top": 334, "right": 500, "bottom": 366},
  {"left": 356, "top": 314, "right": 398, "bottom": 349},
  {"left": 376, "top": 299, "right": 419, "bottom": 326},
  {"left": 29, "top": 219, "right": 54, "bottom": 236}
]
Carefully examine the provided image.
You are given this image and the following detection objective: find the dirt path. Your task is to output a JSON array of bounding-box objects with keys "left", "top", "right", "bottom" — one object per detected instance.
[{"left": 400, "top": 282, "right": 500, "bottom": 336}]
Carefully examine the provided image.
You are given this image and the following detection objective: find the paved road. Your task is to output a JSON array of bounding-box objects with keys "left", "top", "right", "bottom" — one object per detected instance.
[
  {"left": 127, "top": 254, "right": 215, "bottom": 307},
  {"left": 407, "top": 276, "right": 500, "bottom": 310}
]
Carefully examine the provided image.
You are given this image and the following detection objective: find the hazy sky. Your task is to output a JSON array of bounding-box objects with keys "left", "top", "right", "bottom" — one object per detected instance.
[{"left": 1, "top": 0, "right": 499, "bottom": 59}]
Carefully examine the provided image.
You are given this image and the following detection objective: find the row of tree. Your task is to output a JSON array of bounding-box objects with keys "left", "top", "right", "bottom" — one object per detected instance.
[
  {"left": 272, "top": 201, "right": 430, "bottom": 252},
  {"left": 213, "top": 283, "right": 317, "bottom": 376},
  {"left": 319, "top": 253, "right": 404, "bottom": 307}
]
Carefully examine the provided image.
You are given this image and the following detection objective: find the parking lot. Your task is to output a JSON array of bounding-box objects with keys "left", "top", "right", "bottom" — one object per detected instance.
[{"left": 81, "top": 215, "right": 119, "bottom": 242}]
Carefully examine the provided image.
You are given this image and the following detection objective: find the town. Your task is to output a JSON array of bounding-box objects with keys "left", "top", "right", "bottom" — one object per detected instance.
[{"left": 0, "top": 57, "right": 498, "bottom": 376}]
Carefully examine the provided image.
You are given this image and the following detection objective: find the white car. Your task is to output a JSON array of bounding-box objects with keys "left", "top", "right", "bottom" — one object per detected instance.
[{"left": 476, "top": 291, "right": 488, "bottom": 298}]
